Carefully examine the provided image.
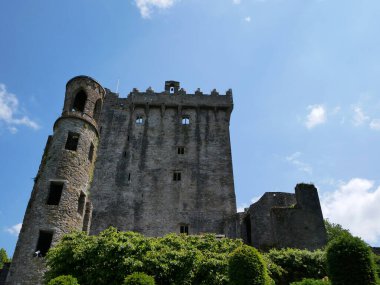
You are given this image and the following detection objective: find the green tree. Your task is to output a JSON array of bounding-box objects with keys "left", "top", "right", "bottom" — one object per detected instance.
[
  {"left": 228, "top": 245, "right": 270, "bottom": 285},
  {"left": 265, "top": 248, "right": 326, "bottom": 284},
  {"left": 123, "top": 272, "right": 155, "bottom": 285},
  {"left": 324, "top": 219, "right": 352, "bottom": 243},
  {"left": 0, "top": 248, "right": 10, "bottom": 269},
  {"left": 47, "top": 275, "right": 79, "bottom": 285},
  {"left": 326, "top": 234, "right": 378, "bottom": 285}
]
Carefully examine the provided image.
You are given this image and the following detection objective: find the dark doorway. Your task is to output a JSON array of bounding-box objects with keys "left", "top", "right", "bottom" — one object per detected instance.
[
  {"left": 72, "top": 91, "right": 87, "bottom": 112},
  {"left": 244, "top": 215, "right": 252, "bottom": 245}
]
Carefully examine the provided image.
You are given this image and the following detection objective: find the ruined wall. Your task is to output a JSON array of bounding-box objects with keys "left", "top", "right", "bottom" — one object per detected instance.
[
  {"left": 243, "top": 184, "right": 327, "bottom": 250},
  {"left": 89, "top": 82, "right": 236, "bottom": 236},
  {"left": 6, "top": 76, "right": 104, "bottom": 285}
]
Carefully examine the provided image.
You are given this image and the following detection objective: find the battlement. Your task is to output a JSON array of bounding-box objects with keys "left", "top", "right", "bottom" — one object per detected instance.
[{"left": 105, "top": 81, "right": 233, "bottom": 111}]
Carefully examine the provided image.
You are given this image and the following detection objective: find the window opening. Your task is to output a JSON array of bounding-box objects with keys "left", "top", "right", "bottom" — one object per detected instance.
[
  {"left": 136, "top": 116, "right": 143, "bottom": 124},
  {"left": 65, "top": 132, "right": 79, "bottom": 151},
  {"left": 93, "top": 99, "right": 102, "bottom": 122},
  {"left": 182, "top": 116, "right": 190, "bottom": 125},
  {"left": 244, "top": 215, "right": 252, "bottom": 244},
  {"left": 72, "top": 90, "right": 87, "bottom": 112},
  {"left": 128, "top": 173, "right": 131, "bottom": 181},
  {"left": 88, "top": 143, "right": 94, "bottom": 162},
  {"left": 170, "top": 86, "right": 175, "bottom": 94},
  {"left": 177, "top": 147, "right": 185, "bottom": 155},
  {"left": 180, "top": 225, "right": 189, "bottom": 235},
  {"left": 35, "top": 230, "right": 53, "bottom": 257},
  {"left": 47, "top": 182, "right": 64, "bottom": 205},
  {"left": 77, "top": 193, "right": 86, "bottom": 215},
  {"left": 123, "top": 151, "right": 127, "bottom": 157},
  {"left": 173, "top": 171, "right": 181, "bottom": 181}
]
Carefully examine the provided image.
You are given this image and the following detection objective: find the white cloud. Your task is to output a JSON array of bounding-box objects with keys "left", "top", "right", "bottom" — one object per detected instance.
[
  {"left": 370, "top": 119, "right": 380, "bottom": 130},
  {"left": 244, "top": 16, "right": 251, "bottom": 22},
  {"left": 321, "top": 178, "right": 380, "bottom": 244},
  {"left": 135, "top": 0, "right": 177, "bottom": 18},
  {"left": 0, "top": 83, "right": 40, "bottom": 133},
  {"left": 233, "top": 0, "right": 241, "bottom": 4},
  {"left": 5, "top": 223, "right": 22, "bottom": 236},
  {"left": 305, "top": 105, "right": 326, "bottom": 129},
  {"left": 352, "top": 106, "right": 370, "bottom": 126},
  {"left": 286, "top": 152, "right": 312, "bottom": 174}
]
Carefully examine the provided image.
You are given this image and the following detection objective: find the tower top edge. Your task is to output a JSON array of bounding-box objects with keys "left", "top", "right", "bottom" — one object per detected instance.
[{"left": 66, "top": 75, "right": 105, "bottom": 92}]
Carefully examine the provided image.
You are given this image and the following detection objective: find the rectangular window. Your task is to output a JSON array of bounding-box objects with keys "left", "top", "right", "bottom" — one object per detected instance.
[
  {"left": 180, "top": 225, "right": 189, "bottom": 235},
  {"left": 35, "top": 230, "right": 53, "bottom": 257},
  {"left": 173, "top": 172, "right": 181, "bottom": 181},
  {"left": 77, "top": 192, "right": 86, "bottom": 215},
  {"left": 136, "top": 116, "right": 143, "bottom": 124},
  {"left": 88, "top": 143, "right": 94, "bottom": 162},
  {"left": 181, "top": 116, "right": 190, "bottom": 125},
  {"left": 46, "top": 182, "right": 64, "bottom": 205},
  {"left": 65, "top": 132, "right": 79, "bottom": 151},
  {"left": 177, "top": 147, "right": 185, "bottom": 155}
]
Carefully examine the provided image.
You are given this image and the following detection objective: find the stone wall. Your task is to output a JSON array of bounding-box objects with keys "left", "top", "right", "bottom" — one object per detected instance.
[
  {"left": 89, "top": 82, "right": 236, "bottom": 236},
  {"left": 242, "top": 184, "right": 327, "bottom": 250}
]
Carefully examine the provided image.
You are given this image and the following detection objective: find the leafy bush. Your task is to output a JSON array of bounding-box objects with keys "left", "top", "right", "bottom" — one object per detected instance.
[
  {"left": 265, "top": 248, "right": 326, "bottom": 284},
  {"left": 123, "top": 272, "right": 155, "bottom": 285},
  {"left": 291, "top": 278, "right": 330, "bottom": 285},
  {"left": 326, "top": 234, "right": 378, "bottom": 285},
  {"left": 45, "top": 228, "right": 243, "bottom": 285},
  {"left": 47, "top": 275, "right": 79, "bottom": 285},
  {"left": 228, "top": 245, "right": 270, "bottom": 285}
]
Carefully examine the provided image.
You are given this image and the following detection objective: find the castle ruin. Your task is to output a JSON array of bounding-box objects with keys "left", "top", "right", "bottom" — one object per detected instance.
[{"left": 5, "top": 76, "right": 327, "bottom": 284}]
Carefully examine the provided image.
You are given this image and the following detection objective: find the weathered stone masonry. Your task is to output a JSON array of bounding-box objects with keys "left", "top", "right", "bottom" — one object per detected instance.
[{"left": 6, "top": 76, "right": 327, "bottom": 284}]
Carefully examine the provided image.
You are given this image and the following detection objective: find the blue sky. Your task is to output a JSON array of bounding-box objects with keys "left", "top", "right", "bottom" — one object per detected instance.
[{"left": 1, "top": 0, "right": 380, "bottom": 255}]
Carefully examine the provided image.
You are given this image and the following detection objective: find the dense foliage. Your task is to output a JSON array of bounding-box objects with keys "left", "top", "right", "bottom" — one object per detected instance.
[
  {"left": 265, "top": 248, "right": 326, "bottom": 284},
  {"left": 45, "top": 228, "right": 244, "bottom": 285},
  {"left": 124, "top": 272, "right": 155, "bottom": 285},
  {"left": 290, "top": 278, "right": 330, "bottom": 285},
  {"left": 0, "top": 248, "right": 10, "bottom": 269},
  {"left": 228, "top": 245, "right": 270, "bottom": 285},
  {"left": 326, "top": 234, "right": 378, "bottom": 285},
  {"left": 324, "top": 219, "right": 352, "bottom": 243},
  {"left": 47, "top": 275, "right": 79, "bottom": 285}
]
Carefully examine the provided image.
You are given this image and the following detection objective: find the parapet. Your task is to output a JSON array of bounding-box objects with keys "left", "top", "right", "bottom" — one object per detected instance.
[{"left": 106, "top": 81, "right": 233, "bottom": 111}]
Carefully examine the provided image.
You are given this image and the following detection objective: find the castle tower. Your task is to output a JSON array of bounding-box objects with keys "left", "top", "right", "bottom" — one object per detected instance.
[
  {"left": 6, "top": 76, "right": 105, "bottom": 285},
  {"left": 89, "top": 81, "right": 236, "bottom": 237}
]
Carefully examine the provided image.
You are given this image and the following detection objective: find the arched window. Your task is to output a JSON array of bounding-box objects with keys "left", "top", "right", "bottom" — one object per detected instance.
[
  {"left": 93, "top": 99, "right": 102, "bottom": 122},
  {"left": 72, "top": 90, "right": 87, "bottom": 112}
]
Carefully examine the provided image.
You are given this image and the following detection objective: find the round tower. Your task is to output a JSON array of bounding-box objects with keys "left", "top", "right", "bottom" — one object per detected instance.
[{"left": 6, "top": 76, "right": 105, "bottom": 285}]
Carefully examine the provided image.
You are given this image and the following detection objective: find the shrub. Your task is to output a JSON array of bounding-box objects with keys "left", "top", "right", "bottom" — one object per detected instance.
[
  {"left": 123, "top": 272, "right": 155, "bottom": 285},
  {"left": 228, "top": 245, "right": 270, "bottom": 285},
  {"left": 265, "top": 248, "right": 326, "bottom": 284},
  {"left": 291, "top": 278, "right": 330, "bottom": 285},
  {"left": 326, "top": 234, "right": 378, "bottom": 285},
  {"left": 47, "top": 275, "right": 79, "bottom": 285}
]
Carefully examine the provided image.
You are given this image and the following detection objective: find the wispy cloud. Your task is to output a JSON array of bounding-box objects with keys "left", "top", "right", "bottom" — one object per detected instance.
[
  {"left": 5, "top": 223, "right": 22, "bottom": 236},
  {"left": 233, "top": 0, "right": 241, "bottom": 4},
  {"left": 305, "top": 105, "right": 326, "bottom": 129},
  {"left": 135, "top": 0, "right": 177, "bottom": 18},
  {"left": 370, "top": 119, "right": 380, "bottom": 130},
  {"left": 0, "top": 83, "right": 39, "bottom": 133},
  {"left": 244, "top": 16, "right": 251, "bottom": 22},
  {"left": 352, "top": 106, "right": 370, "bottom": 126},
  {"left": 321, "top": 178, "right": 380, "bottom": 244},
  {"left": 286, "top": 152, "right": 312, "bottom": 174}
]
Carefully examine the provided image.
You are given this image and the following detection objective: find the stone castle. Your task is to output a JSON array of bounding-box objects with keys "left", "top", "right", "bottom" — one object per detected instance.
[{"left": 5, "top": 76, "right": 327, "bottom": 284}]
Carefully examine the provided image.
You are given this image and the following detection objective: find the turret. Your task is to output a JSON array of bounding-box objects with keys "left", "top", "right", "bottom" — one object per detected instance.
[{"left": 6, "top": 76, "right": 105, "bottom": 285}]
